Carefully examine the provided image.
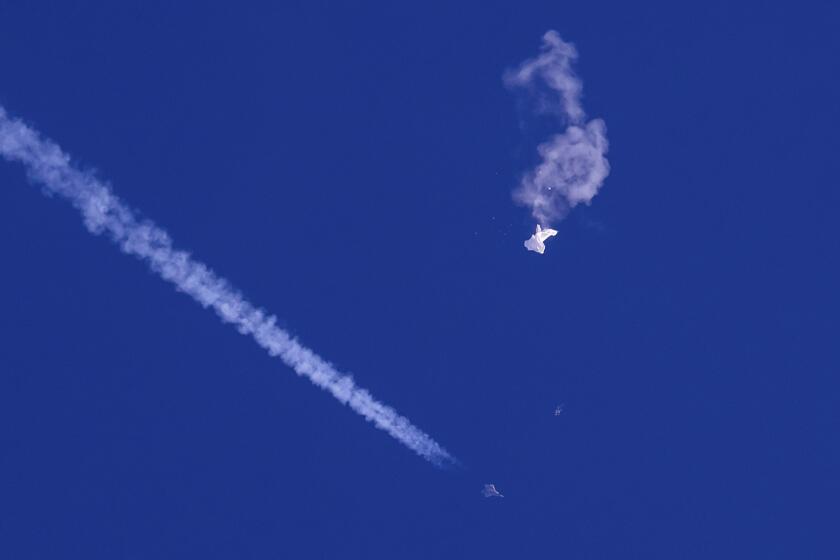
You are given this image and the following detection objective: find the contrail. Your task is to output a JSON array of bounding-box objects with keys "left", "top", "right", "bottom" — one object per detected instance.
[
  {"left": 505, "top": 31, "right": 610, "bottom": 227},
  {"left": 0, "top": 106, "right": 455, "bottom": 467}
]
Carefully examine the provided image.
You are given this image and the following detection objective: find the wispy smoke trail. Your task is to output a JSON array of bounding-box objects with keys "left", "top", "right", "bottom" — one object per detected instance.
[
  {"left": 0, "top": 106, "right": 454, "bottom": 467},
  {"left": 505, "top": 31, "right": 610, "bottom": 226}
]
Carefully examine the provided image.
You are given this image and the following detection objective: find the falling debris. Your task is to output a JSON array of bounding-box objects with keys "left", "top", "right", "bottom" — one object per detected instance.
[
  {"left": 524, "top": 224, "right": 558, "bottom": 254},
  {"left": 482, "top": 484, "right": 504, "bottom": 498}
]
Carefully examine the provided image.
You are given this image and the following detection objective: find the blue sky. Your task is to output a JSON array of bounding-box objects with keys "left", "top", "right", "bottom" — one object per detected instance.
[{"left": 1, "top": 1, "right": 838, "bottom": 558}]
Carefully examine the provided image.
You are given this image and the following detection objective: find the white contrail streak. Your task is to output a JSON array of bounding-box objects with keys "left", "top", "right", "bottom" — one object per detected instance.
[{"left": 0, "top": 106, "right": 454, "bottom": 467}]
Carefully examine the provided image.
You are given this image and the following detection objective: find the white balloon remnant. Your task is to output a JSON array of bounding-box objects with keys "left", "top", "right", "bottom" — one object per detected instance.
[{"left": 524, "top": 224, "right": 558, "bottom": 254}]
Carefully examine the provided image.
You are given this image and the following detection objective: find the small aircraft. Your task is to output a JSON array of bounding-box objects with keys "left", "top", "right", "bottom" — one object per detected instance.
[
  {"left": 482, "top": 483, "right": 504, "bottom": 498},
  {"left": 524, "top": 224, "right": 558, "bottom": 254},
  {"left": 554, "top": 404, "right": 564, "bottom": 416}
]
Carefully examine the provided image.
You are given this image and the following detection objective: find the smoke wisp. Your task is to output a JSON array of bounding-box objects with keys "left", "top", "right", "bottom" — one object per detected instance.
[
  {"left": 0, "top": 106, "right": 455, "bottom": 467},
  {"left": 505, "top": 30, "right": 610, "bottom": 226}
]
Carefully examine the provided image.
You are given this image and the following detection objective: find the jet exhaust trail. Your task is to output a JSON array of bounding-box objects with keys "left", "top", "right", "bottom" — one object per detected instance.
[
  {"left": 0, "top": 106, "right": 455, "bottom": 467},
  {"left": 505, "top": 30, "right": 610, "bottom": 228}
]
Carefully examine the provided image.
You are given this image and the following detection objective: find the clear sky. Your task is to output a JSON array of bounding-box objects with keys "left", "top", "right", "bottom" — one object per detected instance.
[{"left": 1, "top": 2, "right": 838, "bottom": 558}]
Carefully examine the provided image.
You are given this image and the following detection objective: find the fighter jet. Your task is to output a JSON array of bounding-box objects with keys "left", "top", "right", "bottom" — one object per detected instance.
[
  {"left": 524, "top": 224, "right": 558, "bottom": 254},
  {"left": 482, "top": 483, "right": 504, "bottom": 498}
]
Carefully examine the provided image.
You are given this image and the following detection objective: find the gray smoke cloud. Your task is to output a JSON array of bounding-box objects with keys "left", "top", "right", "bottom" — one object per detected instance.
[
  {"left": 0, "top": 106, "right": 455, "bottom": 467},
  {"left": 504, "top": 30, "right": 610, "bottom": 226}
]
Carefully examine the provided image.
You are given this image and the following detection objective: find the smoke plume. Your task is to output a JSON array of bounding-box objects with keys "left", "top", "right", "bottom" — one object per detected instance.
[{"left": 505, "top": 31, "right": 610, "bottom": 226}]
